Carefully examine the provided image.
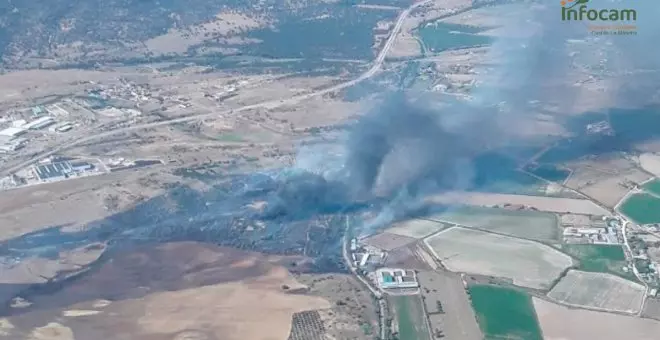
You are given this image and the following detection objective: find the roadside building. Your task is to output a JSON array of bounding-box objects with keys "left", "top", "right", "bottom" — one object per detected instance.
[
  {"left": 376, "top": 268, "right": 419, "bottom": 289},
  {"left": 33, "top": 161, "right": 73, "bottom": 181}
]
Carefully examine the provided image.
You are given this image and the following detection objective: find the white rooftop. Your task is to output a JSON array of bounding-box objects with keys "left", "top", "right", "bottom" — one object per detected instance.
[{"left": 0, "top": 127, "right": 27, "bottom": 137}]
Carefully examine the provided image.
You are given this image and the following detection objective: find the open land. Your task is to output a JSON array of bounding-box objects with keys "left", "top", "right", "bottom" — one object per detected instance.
[
  {"left": 534, "top": 297, "right": 660, "bottom": 340},
  {"left": 295, "top": 273, "right": 380, "bottom": 340},
  {"left": 417, "top": 270, "right": 482, "bottom": 340},
  {"left": 425, "top": 191, "right": 608, "bottom": 215},
  {"left": 427, "top": 205, "right": 560, "bottom": 243},
  {"left": 361, "top": 232, "right": 417, "bottom": 251},
  {"left": 619, "top": 193, "right": 660, "bottom": 225},
  {"left": 1, "top": 242, "right": 333, "bottom": 340},
  {"left": 425, "top": 227, "right": 573, "bottom": 289},
  {"left": 642, "top": 297, "right": 660, "bottom": 320},
  {"left": 639, "top": 153, "right": 660, "bottom": 177},
  {"left": 385, "top": 218, "right": 449, "bottom": 239},
  {"left": 564, "top": 157, "right": 652, "bottom": 208},
  {"left": 468, "top": 285, "right": 543, "bottom": 340},
  {"left": 389, "top": 295, "right": 431, "bottom": 340},
  {"left": 1, "top": 2, "right": 657, "bottom": 340},
  {"left": 548, "top": 270, "right": 646, "bottom": 314}
]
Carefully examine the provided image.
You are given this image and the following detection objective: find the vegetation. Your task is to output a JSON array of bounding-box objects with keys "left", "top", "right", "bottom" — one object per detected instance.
[
  {"left": 619, "top": 193, "right": 660, "bottom": 225},
  {"left": 468, "top": 285, "right": 543, "bottom": 340},
  {"left": 561, "top": 244, "right": 636, "bottom": 281},
  {"left": 417, "top": 22, "right": 493, "bottom": 53},
  {"left": 643, "top": 178, "right": 660, "bottom": 197},
  {"left": 391, "top": 295, "right": 431, "bottom": 340}
]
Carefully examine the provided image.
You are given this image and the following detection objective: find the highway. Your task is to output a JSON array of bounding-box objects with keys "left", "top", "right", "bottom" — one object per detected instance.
[{"left": 0, "top": 0, "right": 431, "bottom": 176}]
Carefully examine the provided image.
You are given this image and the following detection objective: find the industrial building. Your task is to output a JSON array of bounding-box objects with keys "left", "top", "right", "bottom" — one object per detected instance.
[
  {"left": 0, "top": 139, "right": 26, "bottom": 153},
  {"left": 0, "top": 127, "right": 27, "bottom": 139},
  {"left": 24, "top": 116, "right": 55, "bottom": 130},
  {"left": 32, "top": 161, "right": 94, "bottom": 181},
  {"left": 50, "top": 122, "right": 73, "bottom": 133},
  {"left": 33, "top": 161, "right": 74, "bottom": 181},
  {"left": 376, "top": 268, "right": 419, "bottom": 289}
]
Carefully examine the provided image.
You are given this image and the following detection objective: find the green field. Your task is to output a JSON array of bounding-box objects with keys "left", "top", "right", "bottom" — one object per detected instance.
[
  {"left": 619, "top": 193, "right": 660, "bottom": 225},
  {"left": 561, "top": 244, "right": 635, "bottom": 281},
  {"left": 468, "top": 285, "right": 543, "bottom": 340},
  {"left": 391, "top": 295, "right": 431, "bottom": 340},
  {"left": 417, "top": 22, "right": 492, "bottom": 53},
  {"left": 216, "top": 133, "right": 244, "bottom": 142},
  {"left": 643, "top": 179, "right": 660, "bottom": 197}
]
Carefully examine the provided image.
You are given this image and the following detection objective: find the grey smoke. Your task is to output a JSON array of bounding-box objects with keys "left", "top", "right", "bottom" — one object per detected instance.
[{"left": 274, "top": 0, "right": 660, "bottom": 230}]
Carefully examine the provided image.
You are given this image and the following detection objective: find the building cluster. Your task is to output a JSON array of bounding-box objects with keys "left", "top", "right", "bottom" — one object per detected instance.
[
  {"left": 31, "top": 159, "right": 94, "bottom": 182},
  {"left": 628, "top": 233, "right": 660, "bottom": 288},
  {"left": 0, "top": 155, "right": 100, "bottom": 192},
  {"left": 375, "top": 268, "right": 419, "bottom": 290},
  {"left": 86, "top": 79, "right": 152, "bottom": 104},
  {"left": 349, "top": 238, "right": 387, "bottom": 272},
  {"left": 0, "top": 103, "right": 78, "bottom": 155},
  {"left": 561, "top": 215, "right": 623, "bottom": 244}
]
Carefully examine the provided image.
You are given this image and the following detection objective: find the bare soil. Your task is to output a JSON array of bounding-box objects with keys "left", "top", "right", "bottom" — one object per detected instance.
[
  {"left": 533, "top": 297, "right": 660, "bottom": 340},
  {"left": 2, "top": 242, "right": 331, "bottom": 340},
  {"left": 417, "top": 270, "right": 482, "bottom": 340}
]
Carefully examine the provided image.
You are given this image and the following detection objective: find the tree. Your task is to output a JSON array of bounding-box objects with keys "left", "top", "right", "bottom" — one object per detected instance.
[{"left": 436, "top": 300, "right": 444, "bottom": 314}]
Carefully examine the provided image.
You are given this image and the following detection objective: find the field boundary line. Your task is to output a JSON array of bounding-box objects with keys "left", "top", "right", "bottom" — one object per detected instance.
[{"left": 543, "top": 294, "right": 641, "bottom": 316}]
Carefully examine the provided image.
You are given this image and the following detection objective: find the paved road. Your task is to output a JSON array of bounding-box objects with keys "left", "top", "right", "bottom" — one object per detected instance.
[{"left": 0, "top": 0, "right": 431, "bottom": 177}]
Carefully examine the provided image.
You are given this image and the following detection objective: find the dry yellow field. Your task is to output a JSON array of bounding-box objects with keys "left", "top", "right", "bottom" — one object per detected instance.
[{"left": 534, "top": 297, "right": 660, "bottom": 340}]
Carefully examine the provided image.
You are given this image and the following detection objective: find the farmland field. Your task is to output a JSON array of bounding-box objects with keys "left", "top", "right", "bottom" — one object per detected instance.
[
  {"left": 386, "top": 218, "right": 448, "bottom": 239},
  {"left": 425, "top": 227, "right": 573, "bottom": 289},
  {"left": 643, "top": 178, "right": 660, "bottom": 196},
  {"left": 417, "top": 22, "right": 492, "bottom": 53},
  {"left": 390, "top": 295, "right": 431, "bottom": 340},
  {"left": 618, "top": 193, "right": 660, "bottom": 225},
  {"left": 468, "top": 285, "right": 543, "bottom": 340},
  {"left": 417, "top": 271, "right": 482, "bottom": 340},
  {"left": 427, "top": 206, "right": 560, "bottom": 243},
  {"left": 560, "top": 244, "right": 634, "bottom": 280},
  {"left": 534, "top": 297, "right": 660, "bottom": 340},
  {"left": 548, "top": 270, "right": 646, "bottom": 314}
]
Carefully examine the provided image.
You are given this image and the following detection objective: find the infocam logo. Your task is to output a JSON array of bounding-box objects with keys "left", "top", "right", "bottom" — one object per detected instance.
[{"left": 561, "top": 0, "right": 637, "bottom": 21}]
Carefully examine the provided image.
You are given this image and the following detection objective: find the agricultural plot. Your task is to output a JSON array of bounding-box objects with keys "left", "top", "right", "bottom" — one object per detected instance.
[
  {"left": 417, "top": 22, "right": 493, "bottom": 53},
  {"left": 642, "top": 297, "right": 660, "bottom": 320},
  {"left": 548, "top": 270, "right": 646, "bottom": 314},
  {"left": 390, "top": 295, "right": 431, "bottom": 340},
  {"left": 425, "top": 228, "right": 573, "bottom": 289},
  {"left": 417, "top": 271, "right": 482, "bottom": 340},
  {"left": 427, "top": 206, "right": 560, "bottom": 243},
  {"left": 385, "top": 218, "right": 448, "bottom": 239},
  {"left": 618, "top": 193, "right": 660, "bottom": 225},
  {"left": 361, "top": 232, "right": 416, "bottom": 251},
  {"left": 534, "top": 297, "right": 660, "bottom": 340},
  {"left": 468, "top": 285, "right": 543, "bottom": 340},
  {"left": 560, "top": 244, "right": 634, "bottom": 280},
  {"left": 643, "top": 178, "right": 660, "bottom": 196}
]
